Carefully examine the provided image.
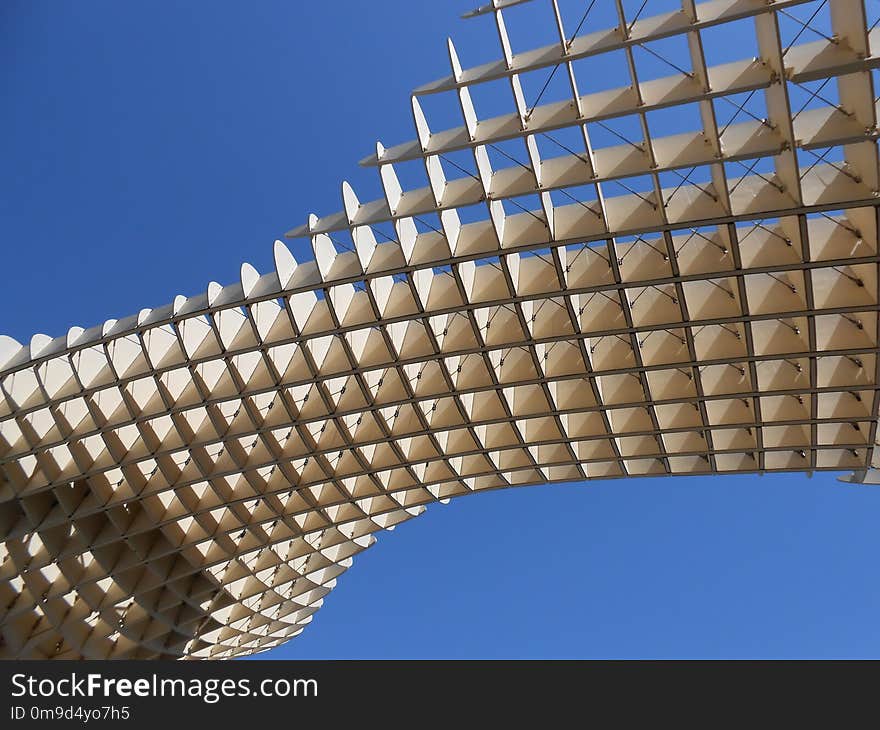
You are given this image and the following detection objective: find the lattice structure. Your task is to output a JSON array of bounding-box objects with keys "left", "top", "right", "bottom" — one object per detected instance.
[{"left": 2, "top": 0, "right": 880, "bottom": 659}]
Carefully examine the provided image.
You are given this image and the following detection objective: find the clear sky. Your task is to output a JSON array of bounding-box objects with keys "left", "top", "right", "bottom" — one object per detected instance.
[{"left": 3, "top": 0, "right": 880, "bottom": 659}]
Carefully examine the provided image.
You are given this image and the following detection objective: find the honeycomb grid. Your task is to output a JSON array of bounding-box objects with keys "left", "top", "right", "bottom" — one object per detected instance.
[{"left": 2, "top": 0, "right": 880, "bottom": 658}]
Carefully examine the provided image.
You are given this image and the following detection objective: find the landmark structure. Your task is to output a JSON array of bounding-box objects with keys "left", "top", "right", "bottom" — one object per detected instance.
[{"left": 2, "top": 0, "right": 880, "bottom": 659}]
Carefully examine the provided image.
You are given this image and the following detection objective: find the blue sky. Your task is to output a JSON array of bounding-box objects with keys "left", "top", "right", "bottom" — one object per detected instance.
[{"left": 3, "top": 0, "right": 880, "bottom": 658}]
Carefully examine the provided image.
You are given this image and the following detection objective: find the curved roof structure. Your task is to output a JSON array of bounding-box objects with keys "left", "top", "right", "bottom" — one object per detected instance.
[{"left": 2, "top": 0, "right": 880, "bottom": 658}]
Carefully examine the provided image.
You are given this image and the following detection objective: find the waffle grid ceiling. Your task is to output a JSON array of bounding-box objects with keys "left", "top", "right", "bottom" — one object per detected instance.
[{"left": 2, "top": 0, "right": 880, "bottom": 658}]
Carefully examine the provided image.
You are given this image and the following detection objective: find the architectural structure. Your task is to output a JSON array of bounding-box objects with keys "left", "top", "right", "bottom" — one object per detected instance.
[{"left": 2, "top": 0, "right": 880, "bottom": 658}]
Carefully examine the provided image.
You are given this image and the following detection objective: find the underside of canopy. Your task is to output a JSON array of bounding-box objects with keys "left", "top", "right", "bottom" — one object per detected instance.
[{"left": 2, "top": 0, "right": 880, "bottom": 659}]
